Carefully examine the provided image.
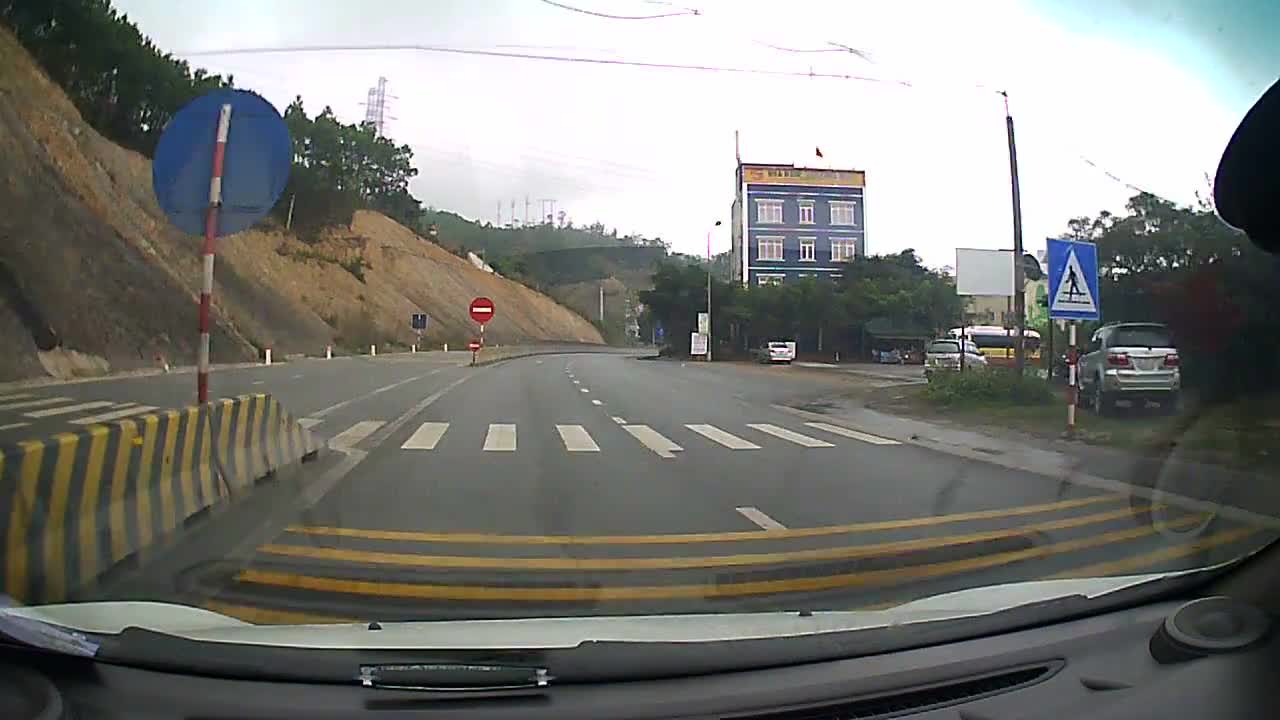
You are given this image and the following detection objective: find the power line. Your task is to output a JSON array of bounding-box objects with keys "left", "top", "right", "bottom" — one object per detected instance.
[
  {"left": 536, "top": 0, "right": 700, "bottom": 20},
  {"left": 180, "top": 42, "right": 906, "bottom": 85}
]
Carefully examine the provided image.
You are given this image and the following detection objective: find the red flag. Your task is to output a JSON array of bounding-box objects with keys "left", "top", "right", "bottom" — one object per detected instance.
[{"left": 815, "top": 147, "right": 824, "bottom": 158}]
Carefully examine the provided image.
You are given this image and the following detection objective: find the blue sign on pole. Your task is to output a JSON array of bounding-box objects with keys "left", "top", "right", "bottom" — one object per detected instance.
[
  {"left": 152, "top": 89, "right": 291, "bottom": 236},
  {"left": 1046, "top": 238, "right": 1100, "bottom": 321},
  {"left": 655, "top": 325, "right": 665, "bottom": 341},
  {"left": 411, "top": 313, "right": 429, "bottom": 330}
]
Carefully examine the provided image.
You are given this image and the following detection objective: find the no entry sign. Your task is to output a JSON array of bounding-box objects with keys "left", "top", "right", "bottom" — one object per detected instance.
[
  {"left": 468, "top": 339, "right": 482, "bottom": 351},
  {"left": 470, "top": 297, "right": 495, "bottom": 325}
]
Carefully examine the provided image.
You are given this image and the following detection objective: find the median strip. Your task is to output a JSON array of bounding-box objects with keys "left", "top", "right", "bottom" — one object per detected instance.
[
  {"left": 1047, "top": 524, "right": 1261, "bottom": 579},
  {"left": 284, "top": 493, "right": 1125, "bottom": 545},
  {"left": 238, "top": 515, "right": 1204, "bottom": 602}
]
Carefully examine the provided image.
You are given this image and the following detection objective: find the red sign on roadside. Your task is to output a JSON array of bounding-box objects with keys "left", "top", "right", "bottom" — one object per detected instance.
[
  {"left": 469, "top": 297, "right": 495, "bottom": 325},
  {"left": 468, "top": 339, "right": 482, "bottom": 351}
]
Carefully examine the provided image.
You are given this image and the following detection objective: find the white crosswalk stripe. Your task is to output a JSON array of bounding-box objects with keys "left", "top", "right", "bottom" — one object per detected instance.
[
  {"left": 329, "top": 421, "right": 385, "bottom": 449},
  {"left": 0, "top": 396, "right": 71, "bottom": 411},
  {"left": 685, "top": 424, "right": 760, "bottom": 450},
  {"left": 69, "top": 405, "right": 158, "bottom": 425},
  {"left": 803, "top": 422, "right": 900, "bottom": 445},
  {"left": 556, "top": 424, "right": 600, "bottom": 452},
  {"left": 401, "top": 422, "right": 449, "bottom": 450},
  {"left": 24, "top": 400, "right": 117, "bottom": 418},
  {"left": 0, "top": 392, "right": 33, "bottom": 402},
  {"left": 623, "top": 425, "right": 682, "bottom": 458},
  {"left": 0, "top": 422, "right": 31, "bottom": 431},
  {"left": 747, "top": 423, "right": 834, "bottom": 448},
  {"left": 298, "top": 418, "right": 323, "bottom": 429},
  {"left": 483, "top": 423, "right": 517, "bottom": 451}
]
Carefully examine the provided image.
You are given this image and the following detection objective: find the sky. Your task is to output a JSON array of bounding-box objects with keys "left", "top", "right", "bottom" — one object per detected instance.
[{"left": 115, "top": 0, "right": 1278, "bottom": 268}]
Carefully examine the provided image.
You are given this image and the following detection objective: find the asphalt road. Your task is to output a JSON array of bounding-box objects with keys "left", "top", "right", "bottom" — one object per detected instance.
[{"left": 64, "top": 351, "right": 1276, "bottom": 623}]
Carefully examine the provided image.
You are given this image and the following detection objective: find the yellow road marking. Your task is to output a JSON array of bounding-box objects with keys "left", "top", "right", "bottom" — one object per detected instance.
[
  {"left": 239, "top": 515, "right": 1202, "bottom": 602},
  {"left": 78, "top": 427, "right": 110, "bottom": 583},
  {"left": 1048, "top": 525, "right": 1262, "bottom": 579},
  {"left": 260, "top": 505, "right": 1152, "bottom": 571},
  {"left": 197, "top": 409, "right": 215, "bottom": 506},
  {"left": 5, "top": 440, "right": 45, "bottom": 602},
  {"left": 203, "top": 601, "right": 355, "bottom": 625},
  {"left": 233, "top": 397, "right": 250, "bottom": 488},
  {"left": 263, "top": 397, "right": 279, "bottom": 473},
  {"left": 285, "top": 494, "right": 1124, "bottom": 546},
  {"left": 43, "top": 433, "right": 80, "bottom": 600},
  {"left": 249, "top": 395, "right": 266, "bottom": 480}
]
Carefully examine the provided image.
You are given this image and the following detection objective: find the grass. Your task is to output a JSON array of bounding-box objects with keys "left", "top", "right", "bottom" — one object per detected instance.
[{"left": 870, "top": 381, "right": 1279, "bottom": 472}]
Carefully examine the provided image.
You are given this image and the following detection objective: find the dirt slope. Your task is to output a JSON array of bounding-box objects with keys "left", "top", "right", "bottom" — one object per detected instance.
[{"left": 0, "top": 28, "right": 600, "bottom": 382}]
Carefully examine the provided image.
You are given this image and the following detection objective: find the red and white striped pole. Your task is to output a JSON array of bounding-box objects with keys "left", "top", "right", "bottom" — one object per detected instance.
[
  {"left": 1067, "top": 321, "right": 1078, "bottom": 432},
  {"left": 197, "top": 103, "right": 232, "bottom": 404}
]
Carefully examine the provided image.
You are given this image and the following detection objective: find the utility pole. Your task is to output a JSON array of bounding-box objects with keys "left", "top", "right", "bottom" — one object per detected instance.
[
  {"left": 524, "top": 195, "right": 530, "bottom": 226},
  {"left": 706, "top": 220, "right": 722, "bottom": 361},
  {"left": 510, "top": 199, "right": 516, "bottom": 227},
  {"left": 1002, "top": 91, "right": 1027, "bottom": 373},
  {"left": 496, "top": 200, "right": 502, "bottom": 226},
  {"left": 599, "top": 283, "right": 605, "bottom": 323}
]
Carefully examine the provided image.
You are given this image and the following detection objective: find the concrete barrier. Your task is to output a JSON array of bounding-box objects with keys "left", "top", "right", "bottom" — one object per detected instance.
[{"left": 0, "top": 394, "right": 319, "bottom": 604}]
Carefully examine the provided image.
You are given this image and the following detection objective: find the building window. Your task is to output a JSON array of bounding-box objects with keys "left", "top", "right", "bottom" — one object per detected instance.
[
  {"left": 832, "top": 238, "right": 857, "bottom": 262},
  {"left": 757, "top": 274, "right": 784, "bottom": 286},
  {"left": 799, "top": 237, "right": 816, "bottom": 261},
  {"left": 830, "top": 200, "right": 857, "bottom": 226},
  {"left": 757, "top": 236, "right": 783, "bottom": 261},
  {"left": 798, "top": 200, "right": 815, "bottom": 225},
  {"left": 756, "top": 199, "right": 783, "bottom": 224}
]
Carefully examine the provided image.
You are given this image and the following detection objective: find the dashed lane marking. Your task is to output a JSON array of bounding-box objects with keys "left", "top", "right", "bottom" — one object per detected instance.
[
  {"left": 483, "top": 423, "right": 517, "bottom": 452},
  {"left": 400, "top": 422, "right": 450, "bottom": 450},
  {"left": 24, "top": 400, "right": 117, "bottom": 418},
  {"left": 591, "top": 399, "right": 604, "bottom": 406},
  {"left": 611, "top": 416, "right": 627, "bottom": 425},
  {"left": 736, "top": 506, "right": 785, "bottom": 530},
  {"left": 0, "top": 397, "right": 72, "bottom": 411},
  {"left": 556, "top": 424, "right": 600, "bottom": 452},
  {"left": 0, "top": 422, "right": 31, "bottom": 431},
  {"left": 70, "top": 405, "right": 159, "bottom": 425}
]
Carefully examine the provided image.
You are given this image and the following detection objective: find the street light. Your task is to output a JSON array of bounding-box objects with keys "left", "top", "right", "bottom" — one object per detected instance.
[{"left": 707, "top": 220, "right": 722, "bottom": 361}]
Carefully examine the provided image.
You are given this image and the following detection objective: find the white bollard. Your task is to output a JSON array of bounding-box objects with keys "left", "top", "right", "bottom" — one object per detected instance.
[
  {"left": 325, "top": 345, "right": 332, "bottom": 359},
  {"left": 264, "top": 348, "right": 272, "bottom": 365},
  {"left": 443, "top": 343, "right": 448, "bottom": 352},
  {"left": 370, "top": 344, "right": 377, "bottom": 356},
  {"left": 411, "top": 344, "right": 416, "bottom": 353}
]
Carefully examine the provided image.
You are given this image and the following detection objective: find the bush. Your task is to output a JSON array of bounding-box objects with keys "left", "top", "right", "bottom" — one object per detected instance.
[{"left": 924, "top": 368, "right": 1054, "bottom": 407}]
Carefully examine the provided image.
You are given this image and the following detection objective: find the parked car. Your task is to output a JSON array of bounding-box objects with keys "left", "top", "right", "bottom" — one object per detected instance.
[
  {"left": 924, "top": 338, "right": 987, "bottom": 378},
  {"left": 752, "top": 340, "right": 796, "bottom": 364},
  {"left": 1079, "top": 322, "right": 1180, "bottom": 415}
]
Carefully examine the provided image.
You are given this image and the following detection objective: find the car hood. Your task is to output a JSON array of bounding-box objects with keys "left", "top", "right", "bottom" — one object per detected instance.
[{"left": 1, "top": 573, "right": 1172, "bottom": 650}]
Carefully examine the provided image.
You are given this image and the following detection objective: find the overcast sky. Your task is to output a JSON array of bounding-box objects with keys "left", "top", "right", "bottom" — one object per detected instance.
[{"left": 116, "top": 0, "right": 1278, "bottom": 267}]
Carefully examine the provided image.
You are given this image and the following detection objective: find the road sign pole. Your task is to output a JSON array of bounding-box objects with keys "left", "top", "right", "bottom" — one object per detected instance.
[
  {"left": 1067, "top": 321, "right": 1078, "bottom": 432},
  {"left": 197, "top": 103, "right": 232, "bottom": 404}
]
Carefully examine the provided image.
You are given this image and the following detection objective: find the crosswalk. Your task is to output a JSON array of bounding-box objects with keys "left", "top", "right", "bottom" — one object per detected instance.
[
  {"left": 304, "top": 416, "right": 901, "bottom": 456},
  {"left": 0, "top": 391, "right": 159, "bottom": 434}
]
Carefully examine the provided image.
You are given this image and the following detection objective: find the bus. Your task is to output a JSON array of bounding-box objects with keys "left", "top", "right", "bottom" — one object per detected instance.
[{"left": 948, "top": 326, "right": 1041, "bottom": 368}]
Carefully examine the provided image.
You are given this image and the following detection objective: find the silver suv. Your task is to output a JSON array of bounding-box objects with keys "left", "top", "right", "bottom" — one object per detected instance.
[{"left": 1080, "top": 322, "right": 1180, "bottom": 414}]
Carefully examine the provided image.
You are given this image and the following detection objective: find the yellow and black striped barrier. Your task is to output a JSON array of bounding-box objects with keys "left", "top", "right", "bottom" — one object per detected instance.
[{"left": 0, "top": 394, "right": 319, "bottom": 604}]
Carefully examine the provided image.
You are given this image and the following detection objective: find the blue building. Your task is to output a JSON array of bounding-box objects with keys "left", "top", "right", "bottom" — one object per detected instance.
[{"left": 730, "top": 163, "right": 866, "bottom": 286}]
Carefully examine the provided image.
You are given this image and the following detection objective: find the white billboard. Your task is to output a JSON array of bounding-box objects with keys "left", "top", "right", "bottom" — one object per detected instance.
[
  {"left": 956, "top": 248, "right": 1014, "bottom": 296},
  {"left": 690, "top": 332, "right": 708, "bottom": 356}
]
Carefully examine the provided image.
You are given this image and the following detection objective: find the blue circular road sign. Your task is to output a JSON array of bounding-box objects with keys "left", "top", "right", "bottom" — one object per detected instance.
[{"left": 152, "top": 89, "right": 291, "bottom": 236}]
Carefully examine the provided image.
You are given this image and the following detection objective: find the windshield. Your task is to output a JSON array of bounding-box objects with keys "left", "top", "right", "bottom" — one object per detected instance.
[
  {"left": 1112, "top": 327, "right": 1175, "bottom": 348},
  {"left": 2, "top": 0, "right": 1278, "bottom": 668}
]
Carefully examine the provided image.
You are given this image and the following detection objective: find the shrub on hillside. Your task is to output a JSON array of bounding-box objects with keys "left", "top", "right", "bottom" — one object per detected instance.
[{"left": 924, "top": 368, "right": 1054, "bottom": 406}]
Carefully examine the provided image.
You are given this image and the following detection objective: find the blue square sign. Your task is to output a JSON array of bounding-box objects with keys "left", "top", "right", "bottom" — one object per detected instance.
[{"left": 1046, "top": 238, "right": 1100, "bottom": 321}]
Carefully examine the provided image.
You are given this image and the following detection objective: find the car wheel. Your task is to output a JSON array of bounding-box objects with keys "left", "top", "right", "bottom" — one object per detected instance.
[{"left": 1092, "top": 377, "right": 1112, "bottom": 416}]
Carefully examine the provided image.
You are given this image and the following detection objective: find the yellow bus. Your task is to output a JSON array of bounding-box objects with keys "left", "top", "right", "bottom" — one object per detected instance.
[{"left": 948, "top": 326, "right": 1042, "bottom": 368}]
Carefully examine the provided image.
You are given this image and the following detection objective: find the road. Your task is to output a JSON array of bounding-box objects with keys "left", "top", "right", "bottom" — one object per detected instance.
[{"left": 37, "top": 351, "right": 1273, "bottom": 623}]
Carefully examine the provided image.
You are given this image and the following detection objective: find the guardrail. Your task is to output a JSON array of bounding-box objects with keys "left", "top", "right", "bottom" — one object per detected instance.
[{"left": 0, "top": 394, "right": 319, "bottom": 604}]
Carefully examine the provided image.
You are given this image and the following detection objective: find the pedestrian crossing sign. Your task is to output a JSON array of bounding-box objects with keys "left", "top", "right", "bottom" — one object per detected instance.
[{"left": 1046, "top": 238, "right": 1100, "bottom": 320}]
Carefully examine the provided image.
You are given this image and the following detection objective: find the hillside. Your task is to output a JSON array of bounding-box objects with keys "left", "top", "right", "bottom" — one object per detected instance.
[{"left": 0, "top": 27, "right": 601, "bottom": 382}]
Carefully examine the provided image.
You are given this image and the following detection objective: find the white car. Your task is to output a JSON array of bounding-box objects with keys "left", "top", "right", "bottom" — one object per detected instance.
[
  {"left": 754, "top": 341, "right": 796, "bottom": 364},
  {"left": 924, "top": 338, "right": 987, "bottom": 377}
]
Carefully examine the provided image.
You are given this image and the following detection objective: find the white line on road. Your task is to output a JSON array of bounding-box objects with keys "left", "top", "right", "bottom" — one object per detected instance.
[
  {"left": 803, "top": 422, "right": 901, "bottom": 445},
  {"left": 686, "top": 424, "right": 760, "bottom": 450},
  {"left": 736, "top": 506, "right": 787, "bottom": 530},
  {"left": 251, "top": 380, "right": 265, "bottom": 385},
  {"left": 0, "top": 422, "right": 31, "bottom": 431},
  {"left": 0, "top": 393, "right": 32, "bottom": 402},
  {"left": 310, "top": 372, "right": 434, "bottom": 418},
  {"left": 747, "top": 423, "right": 834, "bottom": 448},
  {"left": 24, "top": 400, "right": 117, "bottom": 418},
  {"left": 0, "top": 397, "right": 71, "bottom": 411},
  {"left": 401, "top": 422, "right": 450, "bottom": 450},
  {"left": 535, "top": 360, "right": 543, "bottom": 365},
  {"left": 484, "top": 423, "right": 517, "bottom": 451},
  {"left": 556, "top": 424, "right": 600, "bottom": 452},
  {"left": 572, "top": 379, "right": 580, "bottom": 384},
  {"left": 611, "top": 416, "right": 627, "bottom": 425},
  {"left": 292, "top": 374, "right": 304, "bottom": 379},
  {"left": 329, "top": 420, "right": 386, "bottom": 450},
  {"left": 623, "top": 425, "right": 682, "bottom": 458},
  {"left": 298, "top": 418, "right": 323, "bottom": 429},
  {"left": 580, "top": 388, "right": 589, "bottom": 393},
  {"left": 591, "top": 399, "right": 603, "bottom": 406},
  {"left": 70, "top": 405, "right": 159, "bottom": 425}
]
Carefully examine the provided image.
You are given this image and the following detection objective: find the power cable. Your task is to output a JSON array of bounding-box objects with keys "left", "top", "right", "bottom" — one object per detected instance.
[{"left": 536, "top": 0, "right": 699, "bottom": 20}]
